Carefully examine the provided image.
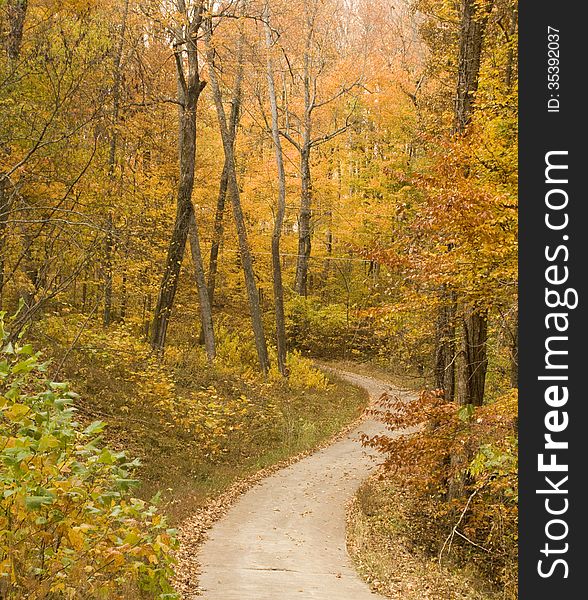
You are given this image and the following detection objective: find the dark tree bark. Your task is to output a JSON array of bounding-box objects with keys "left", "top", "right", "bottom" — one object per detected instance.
[
  {"left": 264, "top": 2, "right": 288, "bottom": 377},
  {"left": 447, "top": 0, "right": 494, "bottom": 500},
  {"left": 0, "top": 176, "right": 10, "bottom": 310},
  {"left": 505, "top": 308, "right": 518, "bottom": 387},
  {"left": 151, "top": 1, "right": 212, "bottom": 356},
  {"left": 206, "top": 162, "right": 228, "bottom": 306},
  {"left": 434, "top": 287, "right": 457, "bottom": 401},
  {"left": 4, "top": 0, "right": 28, "bottom": 61},
  {"left": 453, "top": 0, "right": 493, "bottom": 407},
  {"left": 189, "top": 211, "right": 215, "bottom": 361},
  {"left": 458, "top": 306, "right": 489, "bottom": 407},
  {"left": 453, "top": 0, "right": 492, "bottom": 134},
  {"left": 200, "top": 40, "right": 243, "bottom": 345},
  {"left": 103, "top": 212, "right": 114, "bottom": 326},
  {"left": 293, "top": 7, "right": 314, "bottom": 298},
  {"left": 294, "top": 144, "right": 312, "bottom": 296}
]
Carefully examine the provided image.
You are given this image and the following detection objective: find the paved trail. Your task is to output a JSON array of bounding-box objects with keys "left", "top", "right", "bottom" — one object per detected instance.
[{"left": 198, "top": 371, "right": 413, "bottom": 600}]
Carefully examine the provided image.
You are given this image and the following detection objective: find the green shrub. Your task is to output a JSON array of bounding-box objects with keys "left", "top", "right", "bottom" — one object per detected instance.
[
  {"left": 285, "top": 297, "right": 349, "bottom": 357},
  {"left": 0, "top": 315, "right": 178, "bottom": 599}
]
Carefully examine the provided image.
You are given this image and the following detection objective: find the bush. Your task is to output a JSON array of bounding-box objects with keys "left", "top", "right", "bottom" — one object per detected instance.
[
  {"left": 0, "top": 315, "right": 178, "bottom": 599},
  {"left": 364, "top": 388, "right": 518, "bottom": 597},
  {"left": 285, "top": 297, "right": 349, "bottom": 357}
]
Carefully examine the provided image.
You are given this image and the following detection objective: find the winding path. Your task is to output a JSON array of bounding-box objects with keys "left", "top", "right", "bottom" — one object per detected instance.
[{"left": 197, "top": 371, "right": 412, "bottom": 599}]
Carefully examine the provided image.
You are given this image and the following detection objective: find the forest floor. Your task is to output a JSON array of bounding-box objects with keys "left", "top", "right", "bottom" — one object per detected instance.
[
  {"left": 347, "top": 476, "right": 501, "bottom": 600},
  {"left": 32, "top": 318, "right": 369, "bottom": 525}
]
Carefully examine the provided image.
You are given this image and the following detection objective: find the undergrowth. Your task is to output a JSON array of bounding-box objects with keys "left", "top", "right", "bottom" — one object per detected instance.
[
  {"left": 361, "top": 388, "right": 518, "bottom": 598},
  {"left": 31, "top": 313, "right": 368, "bottom": 523},
  {"left": 0, "top": 314, "right": 178, "bottom": 599}
]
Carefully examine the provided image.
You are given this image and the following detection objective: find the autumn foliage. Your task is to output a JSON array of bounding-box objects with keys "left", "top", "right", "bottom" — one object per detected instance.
[
  {"left": 0, "top": 314, "right": 178, "bottom": 599},
  {"left": 1, "top": 0, "right": 517, "bottom": 597},
  {"left": 364, "top": 387, "right": 518, "bottom": 596}
]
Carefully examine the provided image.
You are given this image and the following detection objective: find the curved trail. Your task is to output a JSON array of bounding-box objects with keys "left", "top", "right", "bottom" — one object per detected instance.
[{"left": 197, "top": 371, "right": 414, "bottom": 599}]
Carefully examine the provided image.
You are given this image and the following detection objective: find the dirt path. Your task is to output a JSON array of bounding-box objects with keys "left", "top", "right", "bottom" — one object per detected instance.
[{"left": 197, "top": 371, "right": 413, "bottom": 599}]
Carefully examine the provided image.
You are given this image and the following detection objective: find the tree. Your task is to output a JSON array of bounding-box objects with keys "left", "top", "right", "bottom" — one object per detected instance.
[
  {"left": 103, "top": 0, "right": 130, "bottom": 328},
  {"left": 452, "top": 0, "right": 495, "bottom": 409},
  {"left": 278, "top": 0, "right": 363, "bottom": 297},
  {"left": 150, "top": 0, "right": 215, "bottom": 361},
  {"left": 204, "top": 2, "right": 269, "bottom": 373},
  {"left": 263, "top": 0, "right": 288, "bottom": 376}
]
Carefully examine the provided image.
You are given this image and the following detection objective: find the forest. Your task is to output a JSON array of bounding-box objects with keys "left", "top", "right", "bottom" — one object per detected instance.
[{"left": 0, "top": 0, "right": 518, "bottom": 598}]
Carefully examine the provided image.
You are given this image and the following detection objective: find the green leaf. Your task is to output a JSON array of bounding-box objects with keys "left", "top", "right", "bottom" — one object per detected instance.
[
  {"left": 25, "top": 495, "right": 54, "bottom": 510},
  {"left": 457, "top": 403, "right": 475, "bottom": 422},
  {"left": 83, "top": 421, "right": 105, "bottom": 436},
  {"left": 38, "top": 434, "right": 61, "bottom": 451}
]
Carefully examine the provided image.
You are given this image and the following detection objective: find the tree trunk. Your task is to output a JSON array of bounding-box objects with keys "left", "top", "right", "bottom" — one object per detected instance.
[
  {"left": 264, "top": 2, "right": 288, "bottom": 377},
  {"left": 103, "top": 212, "right": 114, "bottom": 326},
  {"left": 294, "top": 11, "right": 314, "bottom": 297},
  {"left": 206, "top": 162, "right": 228, "bottom": 306},
  {"left": 447, "top": 0, "right": 493, "bottom": 501},
  {"left": 294, "top": 145, "right": 312, "bottom": 296},
  {"left": 0, "top": 176, "right": 10, "bottom": 309},
  {"left": 452, "top": 0, "right": 493, "bottom": 402},
  {"left": 509, "top": 310, "right": 518, "bottom": 387},
  {"left": 198, "top": 51, "right": 243, "bottom": 347},
  {"left": 151, "top": 2, "right": 207, "bottom": 354},
  {"left": 120, "top": 273, "right": 127, "bottom": 320},
  {"left": 0, "top": 0, "right": 29, "bottom": 307},
  {"left": 188, "top": 211, "right": 215, "bottom": 361},
  {"left": 5, "top": 0, "right": 28, "bottom": 61},
  {"left": 463, "top": 308, "right": 488, "bottom": 406},
  {"left": 454, "top": 0, "right": 493, "bottom": 133},
  {"left": 103, "top": 0, "right": 129, "bottom": 327},
  {"left": 435, "top": 288, "right": 457, "bottom": 401},
  {"left": 205, "top": 19, "right": 270, "bottom": 374}
]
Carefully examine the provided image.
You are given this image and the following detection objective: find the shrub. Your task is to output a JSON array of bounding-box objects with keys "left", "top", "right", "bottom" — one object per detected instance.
[
  {"left": 283, "top": 351, "right": 330, "bottom": 391},
  {"left": 0, "top": 315, "right": 178, "bottom": 599},
  {"left": 285, "top": 297, "right": 349, "bottom": 357},
  {"left": 364, "top": 388, "right": 518, "bottom": 597}
]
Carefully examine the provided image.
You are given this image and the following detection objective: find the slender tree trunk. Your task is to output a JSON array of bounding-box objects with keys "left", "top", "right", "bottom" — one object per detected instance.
[
  {"left": 151, "top": 2, "right": 209, "bottom": 354},
  {"left": 435, "top": 287, "right": 457, "bottom": 401},
  {"left": 205, "top": 19, "right": 269, "bottom": 373},
  {"left": 188, "top": 211, "right": 215, "bottom": 361},
  {"left": 0, "top": 1, "right": 29, "bottom": 307},
  {"left": 0, "top": 177, "right": 10, "bottom": 309},
  {"left": 294, "top": 144, "right": 312, "bottom": 296},
  {"left": 509, "top": 310, "right": 518, "bottom": 387},
  {"left": 5, "top": 0, "right": 28, "bottom": 61},
  {"left": 198, "top": 53, "right": 243, "bottom": 348},
  {"left": 103, "top": 212, "right": 114, "bottom": 326},
  {"left": 264, "top": 2, "right": 288, "bottom": 377},
  {"left": 294, "top": 12, "right": 314, "bottom": 296},
  {"left": 120, "top": 273, "right": 127, "bottom": 320},
  {"left": 206, "top": 162, "right": 228, "bottom": 305}
]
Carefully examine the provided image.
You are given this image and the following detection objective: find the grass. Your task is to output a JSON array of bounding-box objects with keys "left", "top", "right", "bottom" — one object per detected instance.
[
  {"left": 347, "top": 475, "right": 501, "bottom": 600},
  {"left": 32, "top": 315, "right": 369, "bottom": 524}
]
